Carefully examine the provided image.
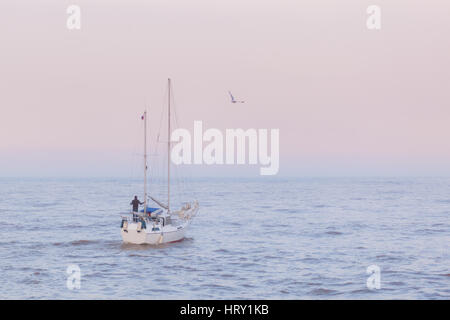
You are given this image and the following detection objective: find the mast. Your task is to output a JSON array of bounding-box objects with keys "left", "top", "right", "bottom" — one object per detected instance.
[
  {"left": 167, "top": 79, "right": 171, "bottom": 213},
  {"left": 143, "top": 110, "right": 147, "bottom": 214}
]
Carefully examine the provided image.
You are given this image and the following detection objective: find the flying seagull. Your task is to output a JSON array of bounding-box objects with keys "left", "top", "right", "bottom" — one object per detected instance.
[{"left": 228, "top": 91, "right": 245, "bottom": 103}]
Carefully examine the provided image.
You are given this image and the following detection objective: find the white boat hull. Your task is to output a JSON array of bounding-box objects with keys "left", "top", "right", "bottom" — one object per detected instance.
[{"left": 121, "top": 221, "right": 189, "bottom": 245}]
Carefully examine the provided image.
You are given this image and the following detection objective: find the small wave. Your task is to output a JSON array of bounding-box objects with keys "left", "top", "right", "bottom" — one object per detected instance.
[
  {"left": 72, "top": 240, "right": 99, "bottom": 245},
  {"left": 120, "top": 243, "right": 169, "bottom": 251},
  {"left": 276, "top": 208, "right": 298, "bottom": 214},
  {"left": 31, "top": 202, "right": 60, "bottom": 208},
  {"left": 170, "top": 265, "right": 199, "bottom": 272},
  {"left": 262, "top": 255, "right": 278, "bottom": 260},
  {"left": 301, "top": 257, "right": 321, "bottom": 263},
  {"left": 202, "top": 283, "right": 234, "bottom": 290},
  {"left": 325, "top": 231, "right": 343, "bottom": 235},
  {"left": 432, "top": 223, "right": 445, "bottom": 227},
  {"left": 23, "top": 278, "right": 41, "bottom": 285},
  {"left": 313, "top": 204, "right": 331, "bottom": 208},
  {"left": 219, "top": 273, "right": 235, "bottom": 279},
  {"left": 416, "top": 228, "right": 446, "bottom": 234},
  {"left": 128, "top": 253, "right": 149, "bottom": 257},
  {"left": 230, "top": 262, "right": 259, "bottom": 268},
  {"left": 350, "top": 223, "right": 368, "bottom": 230},
  {"left": 350, "top": 288, "right": 370, "bottom": 294},
  {"left": 18, "top": 267, "right": 46, "bottom": 273},
  {"left": 305, "top": 282, "right": 321, "bottom": 286},
  {"left": 52, "top": 239, "right": 101, "bottom": 247},
  {"left": 386, "top": 281, "right": 406, "bottom": 286},
  {"left": 60, "top": 224, "right": 84, "bottom": 229},
  {"left": 375, "top": 254, "right": 402, "bottom": 262},
  {"left": 0, "top": 240, "right": 19, "bottom": 246},
  {"left": 213, "top": 248, "right": 231, "bottom": 254},
  {"left": 309, "top": 288, "right": 337, "bottom": 295}
]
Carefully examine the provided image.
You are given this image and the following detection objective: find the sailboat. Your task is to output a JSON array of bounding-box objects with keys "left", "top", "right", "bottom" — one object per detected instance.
[{"left": 120, "top": 79, "right": 199, "bottom": 245}]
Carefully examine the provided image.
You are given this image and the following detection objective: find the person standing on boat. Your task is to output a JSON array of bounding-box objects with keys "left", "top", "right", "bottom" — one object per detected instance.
[{"left": 130, "top": 196, "right": 144, "bottom": 222}]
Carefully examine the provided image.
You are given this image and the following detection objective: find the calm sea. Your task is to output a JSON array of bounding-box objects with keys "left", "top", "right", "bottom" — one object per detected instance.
[{"left": 0, "top": 177, "right": 449, "bottom": 299}]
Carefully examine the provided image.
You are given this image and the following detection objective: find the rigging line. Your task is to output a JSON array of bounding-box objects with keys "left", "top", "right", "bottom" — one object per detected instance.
[
  {"left": 171, "top": 83, "right": 181, "bottom": 130},
  {"left": 153, "top": 94, "right": 168, "bottom": 197},
  {"left": 155, "top": 83, "right": 169, "bottom": 155},
  {"left": 146, "top": 108, "right": 155, "bottom": 197},
  {"left": 150, "top": 84, "right": 169, "bottom": 199},
  {"left": 171, "top": 85, "right": 186, "bottom": 204},
  {"left": 169, "top": 85, "right": 189, "bottom": 200},
  {"left": 129, "top": 117, "right": 144, "bottom": 186},
  {"left": 127, "top": 118, "right": 142, "bottom": 211}
]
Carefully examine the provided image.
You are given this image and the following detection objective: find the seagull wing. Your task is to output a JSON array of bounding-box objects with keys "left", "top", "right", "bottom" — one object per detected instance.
[{"left": 228, "top": 91, "right": 235, "bottom": 101}]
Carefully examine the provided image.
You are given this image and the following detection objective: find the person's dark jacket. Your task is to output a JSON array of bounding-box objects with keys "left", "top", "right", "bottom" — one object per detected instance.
[{"left": 130, "top": 199, "right": 143, "bottom": 212}]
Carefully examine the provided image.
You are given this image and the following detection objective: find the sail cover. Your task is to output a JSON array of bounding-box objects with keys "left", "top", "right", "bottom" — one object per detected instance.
[{"left": 140, "top": 207, "right": 160, "bottom": 213}]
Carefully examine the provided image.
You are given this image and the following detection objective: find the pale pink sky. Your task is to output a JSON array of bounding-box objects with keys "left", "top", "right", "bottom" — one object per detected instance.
[{"left": 0, "top": 0, "right": 449, "bottom": 177}]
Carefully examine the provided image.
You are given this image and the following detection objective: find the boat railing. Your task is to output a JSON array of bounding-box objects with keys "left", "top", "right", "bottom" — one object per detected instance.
[{"left": 121, "top": 212, "right": 144, "bottom": 223}]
